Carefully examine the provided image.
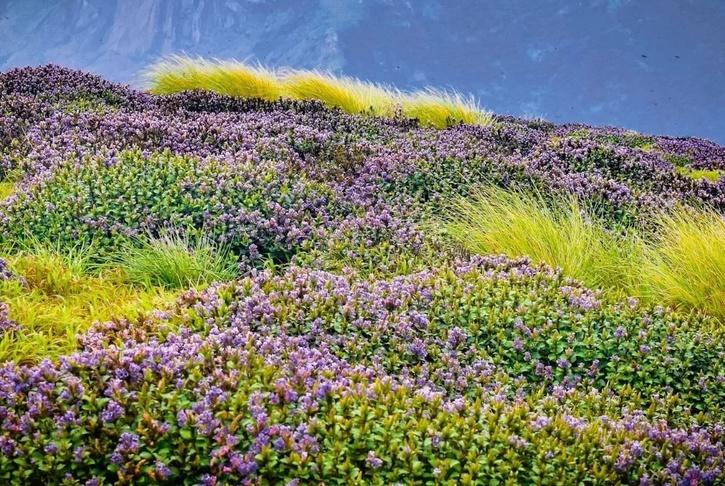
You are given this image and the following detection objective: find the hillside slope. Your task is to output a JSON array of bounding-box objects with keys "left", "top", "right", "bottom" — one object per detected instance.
[{"left": 0, "top": 66, "right": 722, "bottom": 484}]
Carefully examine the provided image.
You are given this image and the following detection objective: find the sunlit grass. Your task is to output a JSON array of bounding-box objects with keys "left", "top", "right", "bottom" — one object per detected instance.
[
  {"left": 282, "top": 70, "right": 397, "bottom": 116},
  {"left": 146, "top": 55, "right": 283, "bottom": 100},
  {"left": 0, "top": 182, "right": 14, "bottom": 199},
  {"left": 0, "top": 248, "right": 177, "bottom": 364},
  {"left": 639, "top": 207, "right": 725, "bottom": 319},
  {"left": 443, "top": 186, "right": 640, "bottom": 292},
  {"left": 676, "top": 166, "right": 723, "bottom": 182},
  {"left": 443, "top": 185, "right": 725, "bottom": 320},
  {"left": 400, "top": 89, "right": 492, "bottom": 129},
  {"left": 145, "top": 55, "right": 493, "bottom": 128},
  {"left": 112, "top": 232, "right": 238, "bottom": 289}
]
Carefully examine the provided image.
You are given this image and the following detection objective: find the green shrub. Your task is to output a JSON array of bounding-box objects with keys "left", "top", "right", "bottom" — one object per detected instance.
[{"left": 0, "top": 150, "right": 335, "bottom": 262}]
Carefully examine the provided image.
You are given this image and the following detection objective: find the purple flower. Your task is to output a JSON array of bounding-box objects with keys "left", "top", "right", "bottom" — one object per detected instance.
[{"left": 366, "top": 450, "right": 383, "bottom": 469}]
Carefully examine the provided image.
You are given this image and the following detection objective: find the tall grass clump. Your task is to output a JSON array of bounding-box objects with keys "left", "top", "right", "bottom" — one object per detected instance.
[
  {"left": 443, "top": 186, "right": 638, "bottom": 292},
  {"left": 640, "top": 207, "right": 725, "bottom": 319},
  {"left": 145, "top": 55, "right": 493, "bottom": 128},
  {"left": 115, "top": 232, "right": 238, "bottom": 289},
  {"left": 146, "top": 55, "right": 283, "bottom": 100},
  {"left": 444, "top": 186, "right": 725, "bottom": 320},
  {"left": 400, "top": 88, "right": 493, "bottom": 128},
  {"left": 282, "top": 70, "right": 397, "bottom": 116}
]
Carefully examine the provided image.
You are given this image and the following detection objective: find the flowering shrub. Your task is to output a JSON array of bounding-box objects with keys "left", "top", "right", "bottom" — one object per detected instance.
[
  {"left": 1, "top": 150, "right": 339, "bottom": 262},
  {"left": 0, "top": 256, "right": 722, "bottom": 484},
  {"left": 0, "top": 65, "right": 723, "bottom": 484}
]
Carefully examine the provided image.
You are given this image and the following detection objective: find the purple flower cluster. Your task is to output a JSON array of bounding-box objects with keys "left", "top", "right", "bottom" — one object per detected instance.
[{"left": 0, "top": 255, "right": 721, "bottom": 483}]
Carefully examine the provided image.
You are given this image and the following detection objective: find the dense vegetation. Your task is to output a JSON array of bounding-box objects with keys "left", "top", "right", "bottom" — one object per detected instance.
[{"left": 0, "top": 64, "right": 722, "bottom": 484}]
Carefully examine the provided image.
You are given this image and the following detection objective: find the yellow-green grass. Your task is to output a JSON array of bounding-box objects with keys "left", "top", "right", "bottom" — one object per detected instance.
[
  {"left": 145, "top": 56, "right": 492, "bottom": 128},
  {"left": 282, "top": 70, "right": 397, "bottom": 116},
  {"left": 0, "top": 249, "right": 177, "bottom": 364},
  {"left": 442, "top": 185, "right": 725, "bottom": 320},
  {"left": 639, "top": 207, "right": 725, "bottom": 319},
  {"left": 676, "top": 166, "right": 723, "bottom": 182},
  {"left": 400, "top": 89, "right": 492, "bottom": 129},
  {"left": 443, "top": 186, "right": 640, "bottom": 293},
  {"left": 0, "top": 182, "right": 14, "bottom": 199},
  {"left": 112, "top": 232, "right": 239, "bottom": 290},
  {"left": 146, "top": 55, "right": 283, "bottom": 100}
]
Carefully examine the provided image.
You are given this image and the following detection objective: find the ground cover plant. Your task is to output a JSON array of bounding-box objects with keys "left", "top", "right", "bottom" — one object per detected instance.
[{"left": 0, "top": 64, "right": 723, "bottom": 484}]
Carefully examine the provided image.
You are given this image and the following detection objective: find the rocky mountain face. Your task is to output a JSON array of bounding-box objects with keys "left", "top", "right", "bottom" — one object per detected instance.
[{"left": 1, "top": 0, "right": 724, "bottom": 141}]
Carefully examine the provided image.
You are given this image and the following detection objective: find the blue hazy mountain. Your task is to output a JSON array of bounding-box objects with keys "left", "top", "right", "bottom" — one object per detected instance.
[{"left": 1, "top": 0, "right": 723, "bottom": 142}]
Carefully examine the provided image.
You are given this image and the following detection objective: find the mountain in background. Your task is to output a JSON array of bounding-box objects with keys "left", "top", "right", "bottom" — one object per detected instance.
[{"left": 1, "top": 0, "right": 724, "bottom": 142}]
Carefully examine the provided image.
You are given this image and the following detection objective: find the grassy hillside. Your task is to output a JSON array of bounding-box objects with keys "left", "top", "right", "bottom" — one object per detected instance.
[{"left": 0, "top": 64, "right": 722, "bottom": 484}]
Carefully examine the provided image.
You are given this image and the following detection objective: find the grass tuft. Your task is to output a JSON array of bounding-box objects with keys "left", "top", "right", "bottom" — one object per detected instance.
[
  {"left": 145, "top": 55, "right": 493, "bottom": 128},
  {"left": 401, "top": 89, "right": 492, "bottom": 128},
  {"left": 146, "top": 55, "right": 283, "bottom": 100},
  {"left": 282, "top": 69, "right": 397, "bottom": 116},
  {"left": 443, "top": 185, "right": 725, "bottom": 320},
  {"left": 640, "top": 207, "right": 725, "bottom": 319},
  {"left": 443, "top": 186, "right": 637, "bottom": 292},
  {"left": 114, "top": 232, "right": 238, "bottom": 289},
  {"left": 675, "top": 166, "right": 723, "bottom": 182},
  {"left": 0, "top": 247, "right": 176, "bottom": 364}
]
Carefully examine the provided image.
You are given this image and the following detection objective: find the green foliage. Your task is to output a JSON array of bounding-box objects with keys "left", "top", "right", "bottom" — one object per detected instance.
[
  {"left": 1, "top": 260, "right": 721, "bottom": 483},
  {"left": 114, "top": 232, "right": 238, "bottom": 289},
  {"left": 663, "top": 152, "right": 692, "bottom": 167},
  {"left": 0, "top": 149, "right": 331, "bottom": 261}
]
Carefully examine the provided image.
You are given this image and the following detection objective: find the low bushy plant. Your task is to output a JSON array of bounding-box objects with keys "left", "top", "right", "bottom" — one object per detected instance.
[
  {"left": 0, "top": 149, "right": 337, "bottom": 262},
  {"left": 0, "top": 257, "right": 721, "bottom": 484}
]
